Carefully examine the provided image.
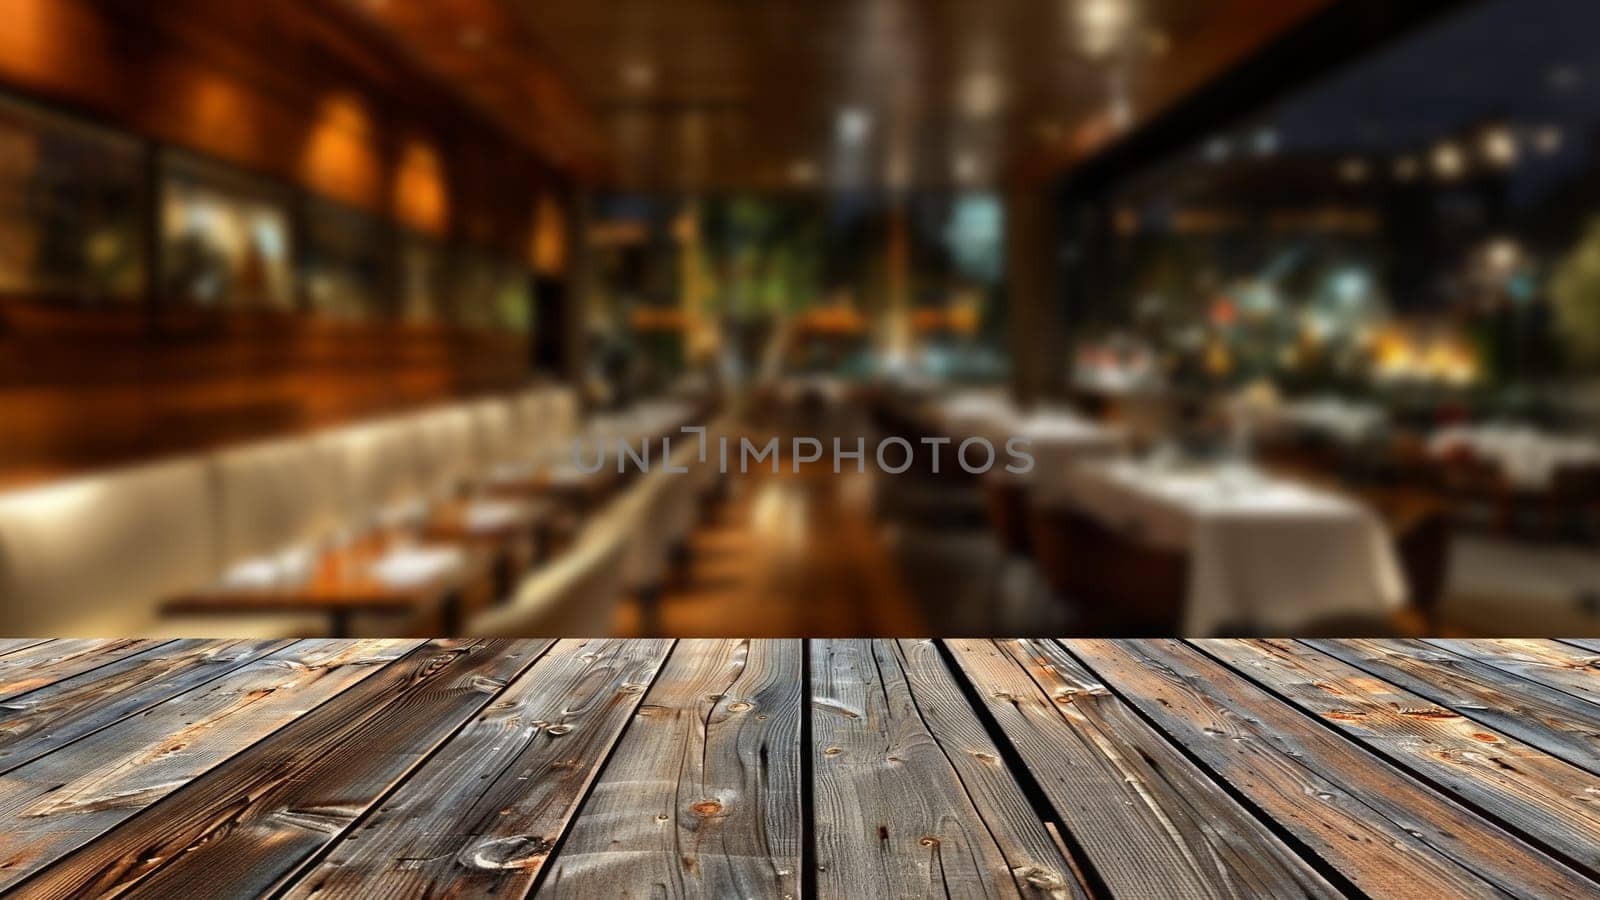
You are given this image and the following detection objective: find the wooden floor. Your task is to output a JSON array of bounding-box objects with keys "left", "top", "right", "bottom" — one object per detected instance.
[
  {"left": 612, "top": 461, "right": 931, "bottom": 637},
  {"left": 0, "top": 638, "right": 1596, "bottom": 897}
]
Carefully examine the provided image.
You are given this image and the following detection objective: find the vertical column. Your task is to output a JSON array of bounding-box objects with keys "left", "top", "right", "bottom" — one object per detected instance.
[
  {"left": 882, "top": 198, "right": 912, "bottom": 368},
  {"left": 1005, "top": 182, "right": 1065, "bottom": 408},
  {"left": 564, "top": 191, "right": 592, "bottom": 386}
]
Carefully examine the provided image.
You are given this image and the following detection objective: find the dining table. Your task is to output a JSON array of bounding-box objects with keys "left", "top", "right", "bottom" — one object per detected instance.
[
  {"left": 1429, "top": 423, "right": 1600, "bottom": 490},
  {"left": 1040, "top": 459, "right": 1408, "bottom": 634},
  {"left": 163, "top": 533, "right": 494, "bottom": 638},
  {"left": 423, "top": 496, "right": 548, "bottom": 595}
]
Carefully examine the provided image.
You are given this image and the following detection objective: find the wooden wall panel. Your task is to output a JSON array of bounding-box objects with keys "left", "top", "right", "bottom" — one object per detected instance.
[{"left": 0, "top": 0, "right": 576, "bottom": 488}]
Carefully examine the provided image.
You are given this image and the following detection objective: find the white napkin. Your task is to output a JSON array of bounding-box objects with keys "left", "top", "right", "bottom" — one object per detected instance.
[{"left": 370, "top": 546, "right": 463, "bottom": 588}]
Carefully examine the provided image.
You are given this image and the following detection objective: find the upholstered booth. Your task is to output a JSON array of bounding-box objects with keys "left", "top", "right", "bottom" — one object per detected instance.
[
  {"left": 0, "top": 458, "right": 220, "bottom": 636},
  {"left": 0, "top": 382, "right": 667, "bottom": 638},
  {"left": 320, "top": 417, "right": 428, "bottom": 527},
  {"left": 465, "top": 482, "right": 637, "bottom": 636},
  {"left": 409, "top": 405, "right": 482, "bottom": 498},
  {"left": 212, "top": 436, "right": 346, "bottom": 566}
]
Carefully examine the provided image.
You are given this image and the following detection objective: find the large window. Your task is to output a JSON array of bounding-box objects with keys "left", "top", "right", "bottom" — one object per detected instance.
[
  {"left": 1082, "top": 0, "right": 1600, "bottom": 402},
  {"left": 159, "top": 152, "right": 293, "bottom": 311},
  {"left": 0, "top": 96, "right": 145, "bottom": 302}
]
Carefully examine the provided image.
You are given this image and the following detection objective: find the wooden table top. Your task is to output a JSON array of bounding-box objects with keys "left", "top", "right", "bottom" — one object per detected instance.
[
  {"left": 0, "top": 637, "right": 1595, "bottom": 897},
  {"left": 162, "top": 538, "right": 493, "bottom": 614}
]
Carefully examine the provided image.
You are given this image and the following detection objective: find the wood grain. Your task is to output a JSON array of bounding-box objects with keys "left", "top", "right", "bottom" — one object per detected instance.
[
  {"left": 0, "top": 639, "right": 53, "bottom": 659},
  {"left": 1200, "top": 638, "right": 1600, "bottom": 877},
  {"left": 283, "top": 638, "right": 672, "bottom": 898},
  {"left": 1311, "top": 639, "right": 1600, "bottom": 775},
  {"left": 537, "top": 639, "right": 803, "bottom": 899},
  {"left": 893, "top": 640, "right": 1090, "bottom": 900},
  {"left": 0, "top": 639, "right": 417, "bottom": 891},
  {"left": 0, "top": 638, "right": 291, "bottom": 775},
  {"left": 946, "top": 638, "right": 1339, "bottom": 898},
  {"left": 0, "top": 639, "right": 157, "bottom": 701},
  {"left": 1427, "top": 639, "right": 1600, "bottom": 707},
  {"left": 1071, "top": 638, "right": 1596, "bottom": 899},
  {"left": 0, "top": 638, "right": 1592, "bottom": 898},
  {"left": 810, "top": 639, "right": 1081, "bottom": 899}
]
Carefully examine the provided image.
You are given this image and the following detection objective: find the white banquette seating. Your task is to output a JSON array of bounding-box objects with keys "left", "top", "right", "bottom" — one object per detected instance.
[
  {"left": 465, "top": 418, "right": 724, "bottom": 637},
  {"left": 0, "top": 385, "right": 588, "bottom": 637}
]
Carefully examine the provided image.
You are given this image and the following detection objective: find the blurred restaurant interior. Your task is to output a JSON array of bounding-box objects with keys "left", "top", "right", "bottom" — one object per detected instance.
[{"left": 0, "top": 0, "right": 1596, "bottom": 638}]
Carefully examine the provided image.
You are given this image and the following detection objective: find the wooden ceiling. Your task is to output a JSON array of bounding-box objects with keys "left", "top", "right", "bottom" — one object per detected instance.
[{"left": 347, "top": 0, "right": 1334, "bottom": 191}]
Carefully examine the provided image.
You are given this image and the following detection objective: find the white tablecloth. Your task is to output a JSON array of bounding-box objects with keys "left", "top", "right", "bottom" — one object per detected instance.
[
  {"left": 924, "top": 396, "right": 1125, "bottom": 481},
  {"left": 1274, "top": 398, "right": 1388, "bottom": 445},
  {"left": 1429, "top": 425, "right": 1600, "bottom": 490},
  {"left": 1054, "top": 461, "right": 1407, "bottom": 634}
]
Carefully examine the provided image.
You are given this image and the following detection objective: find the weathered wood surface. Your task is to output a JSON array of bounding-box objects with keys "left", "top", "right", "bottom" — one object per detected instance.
[
  {"left": 1427, "top": 638, "right": 1600, "bottom": 707},
  {"left": 0, "top": 639, "right": 291, "bottom": 775},
  {"left": 0, "top": 639, "right": 155, "bottom": 701},
  {"left": 538, "top": 639, "right": 804, "bottom": 899},
  {"left": 0, "top": 638, "right": 1596, "bottom": 899},
  {"left": 1310, "top": 638, "right": 1600, "bottom": 775},
  {"left": 810, "top": 639, "right": 1081, "bottom": 899},
  {"left": 0, "top": 639, "right": 419, "bottom": 892},
  {"left": 1072, "top": 639, "right": 1595, "bottom": 899},
  {"left": 284, "top": 638, "right": 672, "bottom": 898},
  {"left": 947, "top": 639, "right": 1339, "bottom": 898},
  {"left": 1201, "top": 638, "right": 1600, "bottom": 877}
]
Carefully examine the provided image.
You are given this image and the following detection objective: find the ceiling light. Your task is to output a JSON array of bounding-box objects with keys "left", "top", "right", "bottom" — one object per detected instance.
[
  {"left": 622, "top": 61, "right": 656, "bottom": 90},
  {"left": 1480, "top": 126, "right": 1518, "bottom": 168},
  {"left": 1078, "top": 0, "right": 1131, "bottom": 57},
  {"left": 1250, "top": 128, "right": 1278, "bottom": 156},
  {"left": 1431, "top": 141, "right": 1466, "bottom": 180},
  {"left": 1338, "top": 158, "right": 1369, "bottom": 184},
  {"left": 788, "top": 159, "right": 819, "bottom": 185},
  {"left": 1534, "top": 125, "right": 1564, "bottom": 155},
  {"left": 1202, "top": 138, "right": 1230, "bottom": 163},
  {"left": 959, "top": 71, "right": 1004, "bottom": 118},
  {"left": 1484, "top": 237, "right": 1521, "bottom": 273},
  {"left": 837, "top": 108, "right": 872, "bottom": 144},
  {"left": 1392, "top": 155, "right": 1419, "bottom": 181}
]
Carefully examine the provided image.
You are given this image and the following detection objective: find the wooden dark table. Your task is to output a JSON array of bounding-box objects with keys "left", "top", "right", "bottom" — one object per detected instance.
[{"left": 0, "top": 638, "right": 1596, "bottom": 897}]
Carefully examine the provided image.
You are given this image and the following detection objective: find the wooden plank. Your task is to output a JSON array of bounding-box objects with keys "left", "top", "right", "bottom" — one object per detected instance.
[
  {"left": 537, "top": 639, "right": 803, "bottom": 899},
  {"left": 810, "top": 640, "right": 1082, "bottom": 900},
  {"left": 1312, "top": 639, "right": 1600, "bottom": 776},
  {"left": 0, "top": 639, "right": 292, "bottom": 776},
  {"left": 0, "top": 639, "right": 53, "bottom": 659},
  {"left": 945, "top": 639, "right": 1338, "bottom": 899},
  {"left": 281, "top": 638, "right": 673, "bottom": 898},
  {"left": 894, "top": 640, "right": 1090, "bottom": 900},
  {"left": 0, "top": 639, "right": 161, "bottom": 701},
  {"left": 1072, "top": 639, "right": 1597, "bottom": 899},
  {"left": 1426, "top": 639, "right": 1600, "bottom": 707},
  {"left": 11, "top": 639, "right": 550, "bottom": 899},
  {"left": 0, "top": 639, "right": 418, "bottom": 891},
  {"left": 1201, "top": 639, "right": 1600, "bottom": 877}
]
